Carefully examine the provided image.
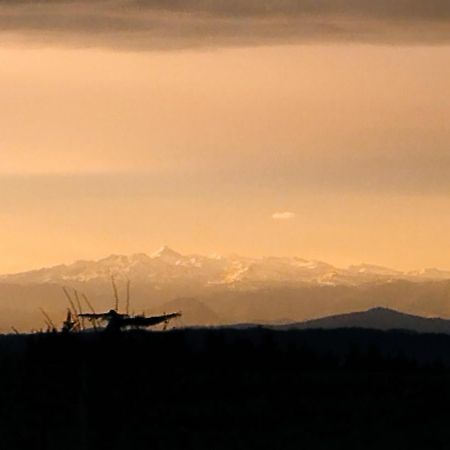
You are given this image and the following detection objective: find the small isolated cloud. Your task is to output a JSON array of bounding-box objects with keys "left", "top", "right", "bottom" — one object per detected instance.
[{"left": 272, "top": 211, "right": 296, "bottom": 220}]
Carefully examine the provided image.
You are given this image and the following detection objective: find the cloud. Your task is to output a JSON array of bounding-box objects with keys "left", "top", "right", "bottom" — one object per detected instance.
[
  {"left": 0, "top": 0, "right": 449, "bottom": 49},
  {"left": 272, "top": 211, "right": 296, "bottom": 220}
]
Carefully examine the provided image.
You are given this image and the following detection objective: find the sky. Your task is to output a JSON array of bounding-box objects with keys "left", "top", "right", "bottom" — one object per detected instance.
[{"left": 0, "top": 0, "right": 449, "bottom": 273}]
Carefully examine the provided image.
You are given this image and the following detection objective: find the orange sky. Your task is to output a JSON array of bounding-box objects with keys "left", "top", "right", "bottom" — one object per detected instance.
[{"left": 0, "top": 42, "right": 449, "bottom": 273}]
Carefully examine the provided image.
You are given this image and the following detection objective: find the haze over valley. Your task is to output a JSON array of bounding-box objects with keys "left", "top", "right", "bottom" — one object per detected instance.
[{"left": 3, "top": 246, "right": 450, "bottom": 332}]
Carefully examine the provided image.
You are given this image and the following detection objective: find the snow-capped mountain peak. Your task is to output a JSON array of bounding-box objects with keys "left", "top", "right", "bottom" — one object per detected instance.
[
  {"left": 347, "top": 263, "right": 401, "bottom": 277},
  {"left": 1, "top": 247, "right": 450, "bottom": 287},
  {"left": 151, "top": 246, "right": 183, "bottom": 262}
]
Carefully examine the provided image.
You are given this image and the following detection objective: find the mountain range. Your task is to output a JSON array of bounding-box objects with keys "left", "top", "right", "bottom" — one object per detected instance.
[
  {"left": 2, "top": 246, "right": 450, "bottom": 332},
  {"left": 3, "top": 246, "right": 450, "bottom": 287}
]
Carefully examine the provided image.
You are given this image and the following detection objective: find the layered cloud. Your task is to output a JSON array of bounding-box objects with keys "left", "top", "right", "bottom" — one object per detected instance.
[{"left": 1, "top": 0, "right": 449, "bottom": 49}]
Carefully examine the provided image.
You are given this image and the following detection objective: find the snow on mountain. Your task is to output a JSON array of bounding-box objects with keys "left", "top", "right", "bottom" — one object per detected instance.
[
  {"left": 221, "top": 257, "right": 336, "bottom": 285},
  {"left": 347, "top": 263, "right": 402, "bottom": 277},
  {"left": 406, "top": 268, "right": 450, "bottom": 280},
  {"left": 151, "top": 245, "right": 183, "bottom": 263},
  {"left": 1, "top": 247, "right": 450, "bottom": 287}
]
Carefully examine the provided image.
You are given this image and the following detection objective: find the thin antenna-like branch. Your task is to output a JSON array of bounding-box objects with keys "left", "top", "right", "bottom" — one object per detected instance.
[
  {"left": 82, "top": 294, "right": 98, "bottom": 330},
  {"left": 82, "top": 294, "right": 94, "bottom": 313},
  {"left": 62, "top": 286, "right": 82, "bottom": 331},
  {"left": 62, "top": 286, "right": 73, "bottom": 303},
  {"left": 111, "top": 275, "right": 120, "bottom": 311},
  {"left": 126, "top": 278, "right": 131, "bottom": 315},
  {"left": 74, "top": 289, "right": 83, "bottom": 315},
  {"left": 74, "top": 289, "right": 85, "bottom": 330},
  {"left": 63, "top": 287, "right": 78, "bottom": 317},
  {"left": 39, "top": 308, "right": 56, "bottom": 331},
  {"left": 69, "top": 298, "right": 79, "bottom": 322}
]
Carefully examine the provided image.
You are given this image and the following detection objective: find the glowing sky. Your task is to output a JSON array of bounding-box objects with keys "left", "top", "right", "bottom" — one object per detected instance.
[{"left": 0, "top": 1, "right": 449, "bottom": 272}]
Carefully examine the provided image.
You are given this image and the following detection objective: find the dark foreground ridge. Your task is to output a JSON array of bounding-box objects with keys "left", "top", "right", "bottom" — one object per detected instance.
[{"left": 2, "top": 327, "right": 450, "bottom": 449}]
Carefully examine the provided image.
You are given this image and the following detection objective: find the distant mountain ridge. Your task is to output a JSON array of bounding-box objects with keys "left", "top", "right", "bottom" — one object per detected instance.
[
  {"left": 284, "top": 307, "right": 450, "bottom": 335},
  {"left": 2, "top": 248, "right": 450, "bottom": 333},
  {"left": 2, "top": 246, "right": 450, "bottom": 287}
]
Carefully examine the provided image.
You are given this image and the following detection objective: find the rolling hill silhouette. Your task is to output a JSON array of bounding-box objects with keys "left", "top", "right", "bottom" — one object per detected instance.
[
  {"left": 287, "top": 307, "right": 450, "bottom": 334},
  {"left": 152, "top": 297, "right": 221, "bottom": 326}
]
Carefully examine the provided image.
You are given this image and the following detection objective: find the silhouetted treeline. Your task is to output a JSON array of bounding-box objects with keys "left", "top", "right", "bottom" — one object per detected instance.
[{"left": 1, "top": 328, "right": 450, "bottom": 449}]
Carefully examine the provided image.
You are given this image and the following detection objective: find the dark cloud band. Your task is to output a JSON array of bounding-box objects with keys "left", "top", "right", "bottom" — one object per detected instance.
[{"left": 0, "top": 0, "right": 449, "bottom": 48}]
